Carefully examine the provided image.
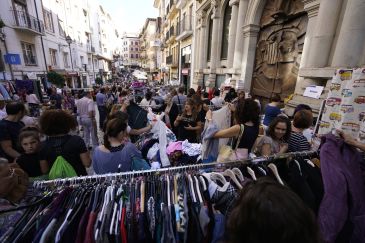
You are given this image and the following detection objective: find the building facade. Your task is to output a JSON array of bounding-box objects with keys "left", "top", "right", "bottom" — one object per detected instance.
[
  {"left": 189, "top": 0, "right": 365, "bottom": 114},
  {"left": 121, "top": 33, "right": 140, "bottom": 69},
  {"left": 139, "top": 18, "right": 160, "bottom": 80},
  {"left": 0, "top": 0, "right": 119, "bottom": 88}
]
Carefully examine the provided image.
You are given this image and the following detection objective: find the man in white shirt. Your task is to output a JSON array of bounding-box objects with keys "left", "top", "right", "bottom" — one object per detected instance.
[{"left": 76, "top": 91, "right": 99, "bottom": 148}]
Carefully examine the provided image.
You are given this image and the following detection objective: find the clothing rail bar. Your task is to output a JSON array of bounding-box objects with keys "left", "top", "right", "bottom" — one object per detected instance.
[{"left": 34, "top": 150, "right": 317, "bottom": 188}]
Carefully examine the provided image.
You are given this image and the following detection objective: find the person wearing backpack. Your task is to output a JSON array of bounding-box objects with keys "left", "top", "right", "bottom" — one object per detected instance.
[{"left": 39, "top": 110, "right": 91, "bottom": 177}]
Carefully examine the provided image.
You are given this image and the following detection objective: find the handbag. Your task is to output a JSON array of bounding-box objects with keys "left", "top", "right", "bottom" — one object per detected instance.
[{"left": 217, "top": 124, "right": 248, "bottom": 162}]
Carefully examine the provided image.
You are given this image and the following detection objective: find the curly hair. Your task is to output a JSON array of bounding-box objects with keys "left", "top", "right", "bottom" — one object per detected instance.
[
  {"left": 235, "top": 98, "right": 260, "bottom": 126},
  {"left": 267, "top": 116, "right": 292, "bottom": 141},
  {"left": 39, "top": 110, "right": 77, "bottom": 136}
]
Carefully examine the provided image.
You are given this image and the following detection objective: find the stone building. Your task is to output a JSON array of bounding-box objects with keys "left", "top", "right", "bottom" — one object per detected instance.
[
  {"left": 121, "top": 33, "right": 140, "bottom": 69},
  {"left": 191, "top": 0, "right": 365, "bottom": 114},
  {"left": 0, "top": 0, "right": 119, "bottom": 88},
  {"left": 139, "top": 18, "right": 160, "bottom": 80}
]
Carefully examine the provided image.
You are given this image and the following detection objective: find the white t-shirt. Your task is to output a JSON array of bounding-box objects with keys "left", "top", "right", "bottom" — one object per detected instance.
[
  {"left": 26, "top": 94, "right": 40, "bottom": 104},
  {"left": 140, "top": 98, "right": 156, "bottom": 108},
  {"left": 76, "top": 97, "right": 94, "bottom": 118}
]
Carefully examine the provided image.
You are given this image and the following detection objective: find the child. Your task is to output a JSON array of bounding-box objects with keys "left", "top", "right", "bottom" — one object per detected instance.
[{"left": 16, "top": 127, "right": 48, "bottom": 178}]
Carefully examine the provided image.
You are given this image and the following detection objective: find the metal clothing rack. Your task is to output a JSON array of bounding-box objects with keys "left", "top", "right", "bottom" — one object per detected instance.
[{"left": 34, "top": 150, "right": 317, "bottom": 188}]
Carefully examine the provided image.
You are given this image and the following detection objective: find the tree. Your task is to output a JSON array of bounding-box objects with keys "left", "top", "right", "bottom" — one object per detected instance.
[
  {"left": 95, "top": 77, "right": 103, "bottom": 85},
  {"left": 47, "top": 71, "right": 65, "bottom": 87}
]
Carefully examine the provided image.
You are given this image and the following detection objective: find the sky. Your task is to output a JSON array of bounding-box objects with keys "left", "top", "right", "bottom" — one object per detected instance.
[{"left": 98, "top": 0, "right": 159, "bottom": 34}]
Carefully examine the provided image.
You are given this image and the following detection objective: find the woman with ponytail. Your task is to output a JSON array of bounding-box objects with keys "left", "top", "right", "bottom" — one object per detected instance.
[{"left": 92, "top": 116, "right": 143, "bottom": 174}]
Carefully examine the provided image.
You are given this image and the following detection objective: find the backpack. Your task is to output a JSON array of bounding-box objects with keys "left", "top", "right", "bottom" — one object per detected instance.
[
  {"left": 48, "top": 156, "right": 78, "bottom": 179},
  {"left": 47, "top": 136, "right": 78, "bottom": 179}
]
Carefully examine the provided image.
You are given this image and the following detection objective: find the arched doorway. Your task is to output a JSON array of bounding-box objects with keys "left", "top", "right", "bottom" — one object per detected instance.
[{"left": 251, "top": 0, "right": 308, "bottom": 103}]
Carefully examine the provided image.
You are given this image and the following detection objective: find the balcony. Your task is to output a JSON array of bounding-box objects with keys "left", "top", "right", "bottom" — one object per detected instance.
[
  {"left": 166, "top": 55, "right": 178, "bottom": 67},
  {"left": 165, "top": 26, "right": 176, "bottom": 44},
  {"left": 11, "top": 10, "right": 45, "bottom": 35},
  {"left": 23, "top": 55, "right": 38, "bottom": 66},
  {"left": 166, "top": 0, "right": 178, "bottom": 20},
  {"left": 176, "top": 15, "right": 193, "bottom": 41}
]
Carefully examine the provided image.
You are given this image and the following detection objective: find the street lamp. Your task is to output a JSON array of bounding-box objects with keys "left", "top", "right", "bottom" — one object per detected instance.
[{"left": 65, "top": 35, "right": 74, "bottom": 69}]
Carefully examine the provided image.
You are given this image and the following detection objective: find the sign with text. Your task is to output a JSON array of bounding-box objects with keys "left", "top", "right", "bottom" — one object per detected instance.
[
  {"left": 4, "top": 54, "right": 21, "bottom": 65},
  {"left": 303, "top": 85, "right": 324, "bottom": 99}
]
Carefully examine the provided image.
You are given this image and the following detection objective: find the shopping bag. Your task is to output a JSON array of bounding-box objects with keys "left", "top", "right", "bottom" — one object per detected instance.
[
  {"left": 217, "top": 124, "right": 248, "bottom": 162},
  {"left": 48, "top": 156, "right": 77, "bottom": 179}
]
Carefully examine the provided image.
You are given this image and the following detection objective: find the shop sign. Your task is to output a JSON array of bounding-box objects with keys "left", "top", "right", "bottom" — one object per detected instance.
[
  {"left": 181, "top": 68, "right": 189, "bottom": 75},
  {"left": 4, "top": 54, "right": 21, "bottom": 65},
  {"left": 303, "top": 85, "right": 324, "bottom": 99}
]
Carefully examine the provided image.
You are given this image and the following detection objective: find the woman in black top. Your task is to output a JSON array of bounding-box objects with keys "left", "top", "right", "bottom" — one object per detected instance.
[
  {"left": 206, "top": 98, "right": 260, "bottom": 153},
  {"left": 39, "top": 110, "right": 91, "bottom": 176},
  {"left": 174, "top": 98, "right": 202, "bottom": 143}
]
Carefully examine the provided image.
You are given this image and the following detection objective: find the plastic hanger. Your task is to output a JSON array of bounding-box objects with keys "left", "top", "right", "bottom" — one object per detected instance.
[
  {"left": 232, "top": 168, "right": 244, "bottom": 182},
  {"left": 194, "top": 176, "right": 203, "bottom": 203},
  {"left": 199, "top": 175, "right": 207, "bottom": 191},
  {"left": 293, "top": 159, "right": 302, "bottom": 176},
  {"left": 167, "top": 175, "right": 171, "bottom": 207},
  {"left": 140, "top": 180, "right": 145, "bottom": 213},
  {"left": 247, "top": 167, "right": 257, "bottom": 181},
  {"left": 210, "top": 172, "right": 228, "bottom": 185},
  {"left": 188, "top": 174, "right": 197, "bottom": 203},
  {"left": 305, "top": 159, "right": 315, "bottom": 168},
  {"left": 268, "top": 163, "right": 284, "bottom": 185},
  {"left": 223, "top": 169, "right": 242, "bottom": 189}
]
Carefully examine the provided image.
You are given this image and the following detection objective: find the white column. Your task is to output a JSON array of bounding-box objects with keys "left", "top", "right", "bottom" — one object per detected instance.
[
  {"left": 237, "top": 24, "right": 260, "bottom": 91},
  {"left": 227, "top": 0, "right": 239, "bottom": 68},
  {"left": 209, "top": 13, "right": 220, "bottom": 71},
  {"left": 232, "top": 0, "right": 249, "bottom": 73},
  {"left": 305, "top": 0, "right": 342, "bottom": 68},
  {"left": 331, "top": 0, "right": 365, "bottom": 67}
]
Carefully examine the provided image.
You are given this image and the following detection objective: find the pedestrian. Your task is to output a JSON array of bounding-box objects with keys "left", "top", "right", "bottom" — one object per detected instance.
[
  {"left": 39, "top": 109, "right": 91, "bottom": 176},
  {"left": 76, "top": 91, "right": 99, "bottom": 149},
  {"left": 0, "top": 95, "right": 6, "bottom": 120},
  {"left": 0, "top": 102, "right": 25, "bottom": 162},
  {"left": 252, "top": 116, "right": 291, "bottom": 156},
  {"left": 96, "top": 87, "right": 107, "bottom": 129},
  {"left": 49, "top": 88, "right": 63, "bottom": 109},
  {"left": 172, "top": 86, "right": 187, "bottom": 113},
  {"left": 15, "top": 127, "right": 48, "bottom": 178},
  {"left": 25, "top": 90, "right": 40, "bottom": 117},
  {"left": 263, "top": 93, "right": 282, "bottom": 127},
  {"left": 210, "top": 89, "right": 224, "bottom": 108}
]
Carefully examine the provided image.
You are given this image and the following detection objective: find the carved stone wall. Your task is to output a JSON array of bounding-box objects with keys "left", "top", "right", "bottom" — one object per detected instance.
[{"left": 252, "top": 0, "right": 308, "bottom": 101}]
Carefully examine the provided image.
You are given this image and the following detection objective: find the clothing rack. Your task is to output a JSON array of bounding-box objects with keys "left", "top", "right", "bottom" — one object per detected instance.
[{"left": 34, "top": 150, "right": 317, "bottom": 188}]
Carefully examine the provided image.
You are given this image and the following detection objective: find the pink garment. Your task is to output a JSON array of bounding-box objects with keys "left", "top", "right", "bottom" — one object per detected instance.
[{"left": 166, "top": 141, "right": 182, "bottom": 155}]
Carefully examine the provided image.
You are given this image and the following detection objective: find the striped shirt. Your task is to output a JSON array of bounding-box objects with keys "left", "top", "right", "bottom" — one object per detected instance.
[{"left": 288, "top": 132, "right": 310, "bottom": 152}]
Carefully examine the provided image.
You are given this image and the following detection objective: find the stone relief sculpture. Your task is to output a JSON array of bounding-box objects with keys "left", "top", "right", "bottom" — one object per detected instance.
[{"left": 252, "top": 0, "right": 308, "bottom": 101}]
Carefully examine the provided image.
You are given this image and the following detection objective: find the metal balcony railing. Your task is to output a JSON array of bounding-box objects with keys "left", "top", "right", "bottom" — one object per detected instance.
[
  {"left": 23, "top": 55, "right": 37, "bottom": 66},
  {"left": 11, "top": 10, "right": 45, "bottom": 34}
]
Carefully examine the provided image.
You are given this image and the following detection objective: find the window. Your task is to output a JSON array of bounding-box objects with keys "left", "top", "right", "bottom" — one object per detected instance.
[
  {"left": 135, "top": 48, "right": 138, "bottom": 51},
  {"left": 131, "top": 54, "right": 134, "bottom": 58},
  {"left": 220, "top": 4, "right": 232, "bottom": 59},
  {"left": 63, "top": 52, "right": 70, "bottom": 68},
  {"left": 58, "top": 18, "right": 65, "bottom": 37},
  {"left": 44, "top": 9, "right": 54, "bottom": 32},
  {"left": 207, "top": 16, "right": 213, "bottom": 61},
  {"left": 21, "top": 42, "right": 37, "bottom": 66},
  {"left": 136, "top": 54, "right": 139, "bottom": 58},
  {"left": 49, "top": 48, "right": 57, "bottom": 66},
  {"left": 104, "top": 48, "right": 107, "bottom": 53},
  {"left": 80, "top": 56, "right": 84, "bottom": 65}
]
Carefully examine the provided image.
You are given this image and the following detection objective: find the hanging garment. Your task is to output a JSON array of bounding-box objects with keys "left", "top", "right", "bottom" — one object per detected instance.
[
  {"left": 212, "top": 106, "right": 231, "bottom": 148},
  {"left": 201, "top": 121, "right": 220, "bottom": 162},
  {"left": 319, "top": 134, "right": 365, "bottom": 243}
]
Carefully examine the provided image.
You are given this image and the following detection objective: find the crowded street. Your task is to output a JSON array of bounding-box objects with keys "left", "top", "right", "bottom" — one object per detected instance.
[{"left": 0, "top": 0, "right": 365, "bottom": 242}]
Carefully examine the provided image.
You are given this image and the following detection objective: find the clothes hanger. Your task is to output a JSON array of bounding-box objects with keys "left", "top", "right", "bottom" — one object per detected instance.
[
  {"left": 268, "top": 163, "right": 284, "bottom": 185},
  {"left": 199, "top": 175, "right": 207, "bottom": 191},
  {"left": 188, "top": 174, "right": 197, "bottom": 203},
  {"left": 305, "top": 159, "right": 316, "bottom": 168},
  {"left": 247, "top": 167, "right": 257, "bottom": 181},
  {"left": 194, "top": 176, "right": 203, "bottom": 203},
  {"left": 222, "top": 169, "right": 242, "bottom": 189},
  {"left": 167, "top": 175, "right": 171, "bottom": 207},
  {"left": 293, "top": 159, "right": 303, "bottom": 176},
  {"left": 232, "top": 168, "right": 244, "bottom": 182},
  {"left": 141, "top": 180, "right": 145, "bottom": 213}
]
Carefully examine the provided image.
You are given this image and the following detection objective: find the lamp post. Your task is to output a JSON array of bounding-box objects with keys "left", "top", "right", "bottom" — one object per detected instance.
[{"left": 65, "top": 35, "right": 74, "bottom": 69}]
